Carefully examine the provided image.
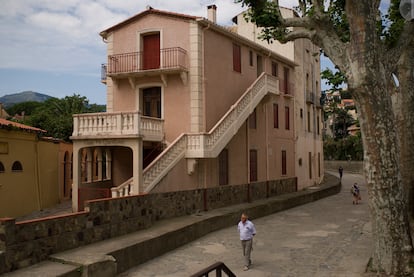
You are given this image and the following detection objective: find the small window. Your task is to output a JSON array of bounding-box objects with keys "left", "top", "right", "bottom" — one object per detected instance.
[
  {"left": 12, "top": 161, "right": 23, "bottom": 172},
  {"left": 219, "top": 149, "right": 229, "bottom": 185},
  {"left": 285, "top": 106, "right": 290, "bottom": 130},
  {"left": 308, "top": 111, "right": 311, "bottom": 132},
  {"left": 0, "top": 162, "right": 4, "bottom": 173},
  {"left": 249, "top": 50, "right": 253, "bottom": 66},
  {"left": 273, "top": 104, "right": 279, "bottom": 128},
  {"left": 282, "top": 150, "right": 287, "bottom": 175},
  {"left": 249, "top": 108, "right": 257, "bottom": 129},
  {"left": 233, "top": 44, "right": 241, "bottom": 73},
  {"left": 271, "top": 62, "right": 278, "bottom": 77},
  {"left": 250, "top": 149, "right": 258, "bottom": 182},
  {"left": 309, "top": 152, "right": 312, "bottom": 179},
  {"left": 317, "top": 115, "right": 320, "bottom": 135}
]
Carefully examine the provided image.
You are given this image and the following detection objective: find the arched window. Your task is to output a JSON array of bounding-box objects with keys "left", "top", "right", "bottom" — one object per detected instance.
[
  {"left": 0, "top": 162, "right": 4, "bottom": 173},
  {"left": 12, "top": 161, "right": 23, "bottom": 172}
]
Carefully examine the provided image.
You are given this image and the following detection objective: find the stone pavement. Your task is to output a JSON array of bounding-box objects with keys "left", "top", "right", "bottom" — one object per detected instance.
[
  {"left": 3, "top": 171, "right": 372, "bottom": 276},
  {"left": 120, "top": 171, "right": 372, "bottom": 277}
]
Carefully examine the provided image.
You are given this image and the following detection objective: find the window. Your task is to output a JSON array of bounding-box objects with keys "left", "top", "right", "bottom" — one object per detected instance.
[
  {"left": 309, "top": 152, "right": 312, "bottom": 179},
  {"left": 285, "top": 106, "right": 290, "bottom": 130},
  {"left": 143, "top": 87, "right": 161, "bottom": 118},
  {"left": 282, "top": 150, "right": 287, "bottom": 175},
  {"left": 273, "top": 104, "right": 279, "bottom": 128},
  {"left": 250, "top": 149, "right": 258, "bottom": 182},
  {"left": 317, "top": 115, "right": 320, "bottom": 135},
  {"left": 284, "top": 67, "right": 289, "bottom": 94},
  {"left": 318, "top": 152, "right": 321, "bottom": 177},
  {"left": 249, "top": 108, "right": 257, "bottom": 129},
  {"left": 249, "top": 50, "right": 253, "bottom": 66},
  {"left": 12, "top": 161, "right": 23, "bottom": 172},
  {"left": 219, "top": 149, "right": 229, "bottom": 185},
  {"left": 0, "top": 162, "right": 4, "bottom": 173},
  {"left": 307, "top": 111, "right": 311, "bottom": 132},
  {"left": 233, "top": 44, "right": 241, "bottom": 73},
  {"left": 271, "top": 62, "right": 278, "bottom": 77}
]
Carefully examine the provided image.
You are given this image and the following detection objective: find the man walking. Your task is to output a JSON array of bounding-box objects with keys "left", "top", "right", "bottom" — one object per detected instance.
[{"left": 237, "top": 213, "right": 256, "bottom": 271}]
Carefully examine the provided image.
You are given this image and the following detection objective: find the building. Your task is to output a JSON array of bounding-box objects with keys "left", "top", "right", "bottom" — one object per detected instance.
[
  {"left": 0, "top": 118, "right": 73, "bottom": 218},
  {"left": 231, "top": 7, "right": 324, "bottom": 187},
  {"left": 70, "top": 5, "right": 324, "bottom": 211}
]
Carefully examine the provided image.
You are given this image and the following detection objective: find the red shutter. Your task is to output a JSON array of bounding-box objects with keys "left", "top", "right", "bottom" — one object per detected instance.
[
  {"left": 250, "top": 150, "right": 257, "bottom": 182},
  {"left": 285, "top": 106, "right": 290, "bottom": 130},
  {"left": 282, "top": 150, "right": 287, "bottom": 175},
  {"left": 219, "top": 149, "right": 229, "bottom": 185},
  {"left": 143, "top": 34, "right": 160, "bottom": 70},
  {"left": 273, "top": 104, "right": 279, "bottom": 128},
  {"left": 233, "top": 44, "right": 241, "bottom": 73}
]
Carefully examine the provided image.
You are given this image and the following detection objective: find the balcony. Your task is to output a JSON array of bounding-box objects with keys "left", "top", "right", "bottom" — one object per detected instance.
[
  {"left": 101, "top": 47, "right": 188, "bottom": 85},
  {"left": 71, "top": 111, "right": 164, "bottom": 141},
  {"left": 279, "top": 80, "right": 294, "bottom": 97},
  {"left": 306, "top": 91, "right": 315, "bottom": 104}
]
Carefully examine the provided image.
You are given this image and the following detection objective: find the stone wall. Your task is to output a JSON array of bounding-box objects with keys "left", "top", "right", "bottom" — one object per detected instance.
[{"left": 0, "top": 177, "right": 297, "bottom": 274}]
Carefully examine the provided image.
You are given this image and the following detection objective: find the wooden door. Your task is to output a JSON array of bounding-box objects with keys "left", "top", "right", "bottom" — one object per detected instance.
[{"left": 143, "top": 33, "right": 160, "bottom": 70}]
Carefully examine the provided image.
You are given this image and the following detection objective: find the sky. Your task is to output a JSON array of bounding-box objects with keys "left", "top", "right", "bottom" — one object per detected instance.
[{"left": 0, "top": 0, "right": 336, "bottom": 105}]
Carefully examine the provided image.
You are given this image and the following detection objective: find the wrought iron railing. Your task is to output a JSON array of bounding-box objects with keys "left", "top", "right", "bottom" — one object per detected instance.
[
  {"left": 190, "top": 262, "right": 236, "bottom": 277},
  {"left": 103, "top": 47, "right": 187, "bottom": 76}
]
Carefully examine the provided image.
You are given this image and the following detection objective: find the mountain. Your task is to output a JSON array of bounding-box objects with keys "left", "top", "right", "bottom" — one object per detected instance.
[{"left": 0, "top": 91, "right": 54, "bottom": 108}]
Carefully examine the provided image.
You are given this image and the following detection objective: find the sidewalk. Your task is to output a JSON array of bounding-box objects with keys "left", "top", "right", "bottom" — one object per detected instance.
[{"left": 4, "top": 172, "right": 372, "bottom": 276}]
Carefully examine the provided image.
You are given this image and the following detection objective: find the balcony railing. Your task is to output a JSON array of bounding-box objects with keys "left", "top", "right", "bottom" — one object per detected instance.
[
  {"left": 72, "top": 111, "right": 164, "bottom": 141},
  {"left": 306, "top": 91, "right": 315, "bottom": 104},
  {"left": 279, "top": 80, "right": 294, "bottom": 96},
  {"left": 102, "top": 47, "right": 187, "bottom": 78}
]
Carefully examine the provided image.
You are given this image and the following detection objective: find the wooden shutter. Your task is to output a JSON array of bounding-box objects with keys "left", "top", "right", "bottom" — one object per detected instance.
[
  {"left": 285, "top": 106, "right": 290, "bottom": 130},
  {"left": 250, "top": 150, "right": 257, "bottom": 182},
  {"left": 282, "top": 150, "right": 287, "bottom": 175},
  {"left": 143, "top": 33, "right": 160, "bottom": 70},
  {"left": 273, "top": 104, "right": 279, "bottom": 128},
  {"left": 233, "top": 44, "right": 241, "bottom": 73},
  {"left": 219, "top": 149, "right": 229, "bottom": 185}
]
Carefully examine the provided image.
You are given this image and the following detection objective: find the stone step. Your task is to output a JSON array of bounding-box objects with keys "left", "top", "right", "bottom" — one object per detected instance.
[{"left": 3, "top": 260, "right": 81, "bottom": 277}]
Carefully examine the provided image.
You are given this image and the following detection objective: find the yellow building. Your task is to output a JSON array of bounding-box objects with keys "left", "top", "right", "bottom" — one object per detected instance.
[{"left": 0, "top": 118, "right": 73, "bottom": 218}]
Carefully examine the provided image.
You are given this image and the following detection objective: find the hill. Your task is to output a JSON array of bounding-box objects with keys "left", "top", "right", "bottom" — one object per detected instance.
[{"left": 0, "top": 91, "right": 54, "bottom": 108}]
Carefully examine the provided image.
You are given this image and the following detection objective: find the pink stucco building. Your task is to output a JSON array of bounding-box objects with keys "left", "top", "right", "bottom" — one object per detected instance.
[{"left": 70, "top": 5, "right": 323, "bottom": 211}]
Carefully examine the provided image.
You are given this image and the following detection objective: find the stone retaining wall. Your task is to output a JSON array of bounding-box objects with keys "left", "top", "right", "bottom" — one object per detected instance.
[{"left": 0, "top": 177, "right": 297, "bottom": 274}]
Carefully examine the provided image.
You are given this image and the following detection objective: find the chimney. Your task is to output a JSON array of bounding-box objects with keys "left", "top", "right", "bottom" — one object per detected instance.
[{"left": 207, "top": 5, "right": 217, "bottom": 23}]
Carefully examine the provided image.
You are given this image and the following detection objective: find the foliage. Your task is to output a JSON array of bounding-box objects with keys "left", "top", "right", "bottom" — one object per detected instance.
[
  {"left": 331, "top": 108, "right": 355, "bottom": 139},
  {"left": 5, "top": 101, "right": 43, "bottom": 117},
  {"left": 324, "top": 132, "right": 363, "bottom": 161},
  {"left": 321, "top": 68, "right": 347, "bottom": 91},
  {"left": 21, "top": 94, "right": 105, "bottom": 141}
]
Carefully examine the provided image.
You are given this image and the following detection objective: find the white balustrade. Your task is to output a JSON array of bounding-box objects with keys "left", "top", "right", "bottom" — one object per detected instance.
[
  {"left": 72, "top": 111, "right": 164, "bottom": 139},
  {"left": 111, "top": 177, "right": 133, "bottom": 197}
]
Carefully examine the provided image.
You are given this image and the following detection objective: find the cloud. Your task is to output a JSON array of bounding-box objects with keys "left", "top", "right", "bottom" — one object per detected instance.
[{"left": 0, "top": 0, "right": 298, "bottom": 75}]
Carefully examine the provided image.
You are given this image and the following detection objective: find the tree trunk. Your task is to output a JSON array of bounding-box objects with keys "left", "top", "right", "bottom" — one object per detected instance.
[
  {"left": 353, "top": 84, "right": 413, "bottom": 274},
  {"left": 395, "top": 41, "right": 414, "bottom": 218}
]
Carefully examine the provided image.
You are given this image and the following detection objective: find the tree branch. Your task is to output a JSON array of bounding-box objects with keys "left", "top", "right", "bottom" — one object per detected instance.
[{"left": 386, "top": 21, "right": 414, "bottom": 70}]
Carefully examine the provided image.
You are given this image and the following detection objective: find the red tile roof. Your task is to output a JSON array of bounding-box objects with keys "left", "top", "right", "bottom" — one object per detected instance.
[
  {"left": 0, "top": 118, "right": 46, "bottom": 133},
  {"left": 100, "top": 8, "right": 199, "bottom": 37}
]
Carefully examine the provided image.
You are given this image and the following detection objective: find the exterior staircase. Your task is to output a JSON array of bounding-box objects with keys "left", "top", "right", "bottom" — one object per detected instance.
[{"left": 142, "top": 73, "right": 279, "bottom": 193}]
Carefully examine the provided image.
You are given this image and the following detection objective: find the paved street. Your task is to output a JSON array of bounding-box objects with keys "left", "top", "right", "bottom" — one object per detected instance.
[{"left": 119, "top": 172, "right": 372, "bottom": 277}]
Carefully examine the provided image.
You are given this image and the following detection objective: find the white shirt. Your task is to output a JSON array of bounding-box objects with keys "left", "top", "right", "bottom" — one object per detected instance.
[{"left": 238, "top": 220, "right": 256, "bottom": 240}]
